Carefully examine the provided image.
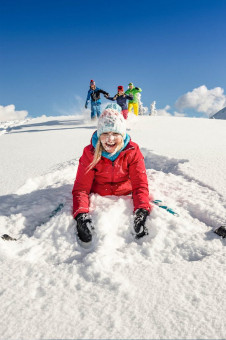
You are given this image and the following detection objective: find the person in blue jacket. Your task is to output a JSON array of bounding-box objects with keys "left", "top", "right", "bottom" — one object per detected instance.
[
  {"left": 85, "top": 80, "right": 109, "bottom": 119},
  {"left": 105, "top": 85, "right": 133, "bottom": 119}
]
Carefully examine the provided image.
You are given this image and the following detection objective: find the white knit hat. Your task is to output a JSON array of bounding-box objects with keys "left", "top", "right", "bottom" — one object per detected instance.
[{"left": 97, "top": 104, "right": 126, "bottom": 138}]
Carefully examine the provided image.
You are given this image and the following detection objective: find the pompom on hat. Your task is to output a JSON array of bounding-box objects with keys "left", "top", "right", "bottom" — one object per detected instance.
[
  {"left": 97, "top": 103, "right": 126, "bottom": 139},
  {"left": 118, "top": 85, "right": 124, "bottom": 92}
]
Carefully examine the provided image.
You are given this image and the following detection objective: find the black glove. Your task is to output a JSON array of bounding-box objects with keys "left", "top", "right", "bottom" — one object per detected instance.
[
  {"left": 135, "top": 87, "right": 140, "bottom": 90},
  {"left": 133, "top": 208, "right": 149, "bottom": 239},
  {"left": 85, "top": 103, "right": 88, "bottom": 109},
  {"left": 75, "top": 213, "right": 94, "bottom": 243},
  {"left": 214, "top": 225, "right": 226, "bottom": 238},
  {"left": 104, "top": 94, "right": 109, "bottom": 98}
]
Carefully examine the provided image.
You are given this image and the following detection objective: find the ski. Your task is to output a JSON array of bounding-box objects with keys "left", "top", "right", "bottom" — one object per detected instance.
[
  {"left": 1, "top": 234, "right": 17, "bottom": 241},
  {"left": 48, "top": 203, "right": 64, "bottom": 218},
  {"left": 152, "top": 199, "right": 179, "bottom": 216},
  {"left": 1, "top": 203, "right": 65, "bottom": 241}
]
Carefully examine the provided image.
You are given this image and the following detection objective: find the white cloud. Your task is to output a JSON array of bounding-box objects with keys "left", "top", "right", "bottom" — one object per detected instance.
[
  {"left": 0, "top": 104, "right": 28, "bottom": 122},
  {"left": 175, "top": 85, "right": 226, "bottom": 116},
  {"left": 156, "top": 105, "right": 172, "bottom": 116}
]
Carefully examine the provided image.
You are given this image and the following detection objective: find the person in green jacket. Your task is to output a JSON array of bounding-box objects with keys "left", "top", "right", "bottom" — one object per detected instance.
[{"left": 125, "top": 82, "right": 142, "bottom": 116}]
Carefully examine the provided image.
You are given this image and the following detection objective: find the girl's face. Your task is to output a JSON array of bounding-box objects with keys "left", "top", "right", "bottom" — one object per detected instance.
[
  {"left": 118, "top": 90, "right": 124, "bottom": 95},
  {"left": 100, "top": 132, "right": 122, "bottom": 153}
]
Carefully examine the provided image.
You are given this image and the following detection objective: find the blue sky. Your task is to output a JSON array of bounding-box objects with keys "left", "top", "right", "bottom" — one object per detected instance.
[{"left": 1, "top": 0, "right": 226, "bottom": 118}]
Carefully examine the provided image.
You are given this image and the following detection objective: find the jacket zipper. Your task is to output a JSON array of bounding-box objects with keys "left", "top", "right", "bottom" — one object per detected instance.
[{"left": 111, "top": 161, "right": 115, "bottom": 194}]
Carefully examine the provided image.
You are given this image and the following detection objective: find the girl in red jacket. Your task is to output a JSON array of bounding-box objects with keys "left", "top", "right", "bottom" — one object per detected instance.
[{"left": 72, "top": 103, "right": 153, "bottom": 244}]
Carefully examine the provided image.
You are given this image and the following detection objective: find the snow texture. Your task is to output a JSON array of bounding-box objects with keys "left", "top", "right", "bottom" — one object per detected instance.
[{"left": 0, "top": 114, "right": 226, "bottom": 339}]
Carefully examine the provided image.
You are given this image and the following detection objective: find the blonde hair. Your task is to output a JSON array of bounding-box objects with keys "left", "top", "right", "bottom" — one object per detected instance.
[{"left": 87, "top": 135, "right": 124, "bottom": 172}]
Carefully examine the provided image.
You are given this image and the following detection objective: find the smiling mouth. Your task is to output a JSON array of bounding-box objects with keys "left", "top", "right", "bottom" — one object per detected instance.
[{"left": 105, "top": 143, "right": 116, "bottom": 147}]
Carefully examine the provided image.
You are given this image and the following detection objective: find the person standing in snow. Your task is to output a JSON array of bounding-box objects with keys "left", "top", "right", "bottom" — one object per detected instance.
[
  {"left": 105, "top": 85, "right": 133, "bottom": 119},
  {"left": 72, "top": 103, "right": 153, "bottom": 243},
  {"left": 85, "top": 80, "right": 109, "bottom": 120},
  {"left": 125, "top": 82, "right": 142, "bottom": 116}
]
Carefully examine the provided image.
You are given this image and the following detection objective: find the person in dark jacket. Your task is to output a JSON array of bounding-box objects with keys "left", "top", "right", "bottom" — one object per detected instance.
[
  {"left": 85, "top": 80, "right": 109, "bottom": 120},
  {"left": 72, "top": 103, "right": 153, "bottom": 244},
  {"left": 105, "top": 85, "right": 133, "bottom": 119}
]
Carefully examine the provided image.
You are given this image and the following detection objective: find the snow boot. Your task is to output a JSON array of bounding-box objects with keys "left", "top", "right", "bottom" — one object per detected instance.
[
  {"left": 214, "top": 225, "right": 226, "bottom": 238},
  {"left": 75, "top": 213, "right": 94, "bottom": 243},
  {"left": 134, "top": 208, "right": 149, "bottom": 239}
]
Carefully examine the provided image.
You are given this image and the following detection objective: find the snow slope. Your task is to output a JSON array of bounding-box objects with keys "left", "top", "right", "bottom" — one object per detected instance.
[{"left": 0, "top": 114, "right": 226, "bottom": 339}]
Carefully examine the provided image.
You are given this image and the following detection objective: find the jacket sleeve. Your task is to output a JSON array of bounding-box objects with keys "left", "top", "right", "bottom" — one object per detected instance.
[
  {"left": 99, "top": 89, "right": 109, "bottom": 96},
  {"left": 128, "top": 146, "right": 153, "bottom": 213},
  {"left": 135, "top": 87, "right": 142, "bottom": 93},
  {"left": 106, "top": 96, "right": 115, "bottom": 101},
  {"left": 72, "top": 147, "right": 95, "bottom": 218},
  {"left": 126, "top": 94, "right": 133, "bottom": 100},
  {"left": 86, "top": 89, "right": 91, "bottom": 103}
]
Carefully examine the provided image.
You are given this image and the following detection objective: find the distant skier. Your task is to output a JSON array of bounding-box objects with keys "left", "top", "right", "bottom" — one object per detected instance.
[
  {"left": 105, "top": 85, "right": 133, "bottom": 119},
  {"left": 85, "top": 80, "right": 109, "bottom": 120},
  {"left": 72, "top": 103, "right": 153, "bottom": 244},
  {"left": 125, "top": 82, "right": 142, "bottom": 116}
]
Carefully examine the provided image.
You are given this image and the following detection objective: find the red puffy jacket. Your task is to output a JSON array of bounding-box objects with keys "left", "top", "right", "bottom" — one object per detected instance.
[{"left": 72, "top": 138, "right": 153, "bottom": 218}]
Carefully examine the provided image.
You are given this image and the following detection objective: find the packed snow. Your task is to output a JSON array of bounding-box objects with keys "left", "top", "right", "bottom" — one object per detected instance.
[{"left": 0, "top": 113, "right": 226, "bottom": 339}]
